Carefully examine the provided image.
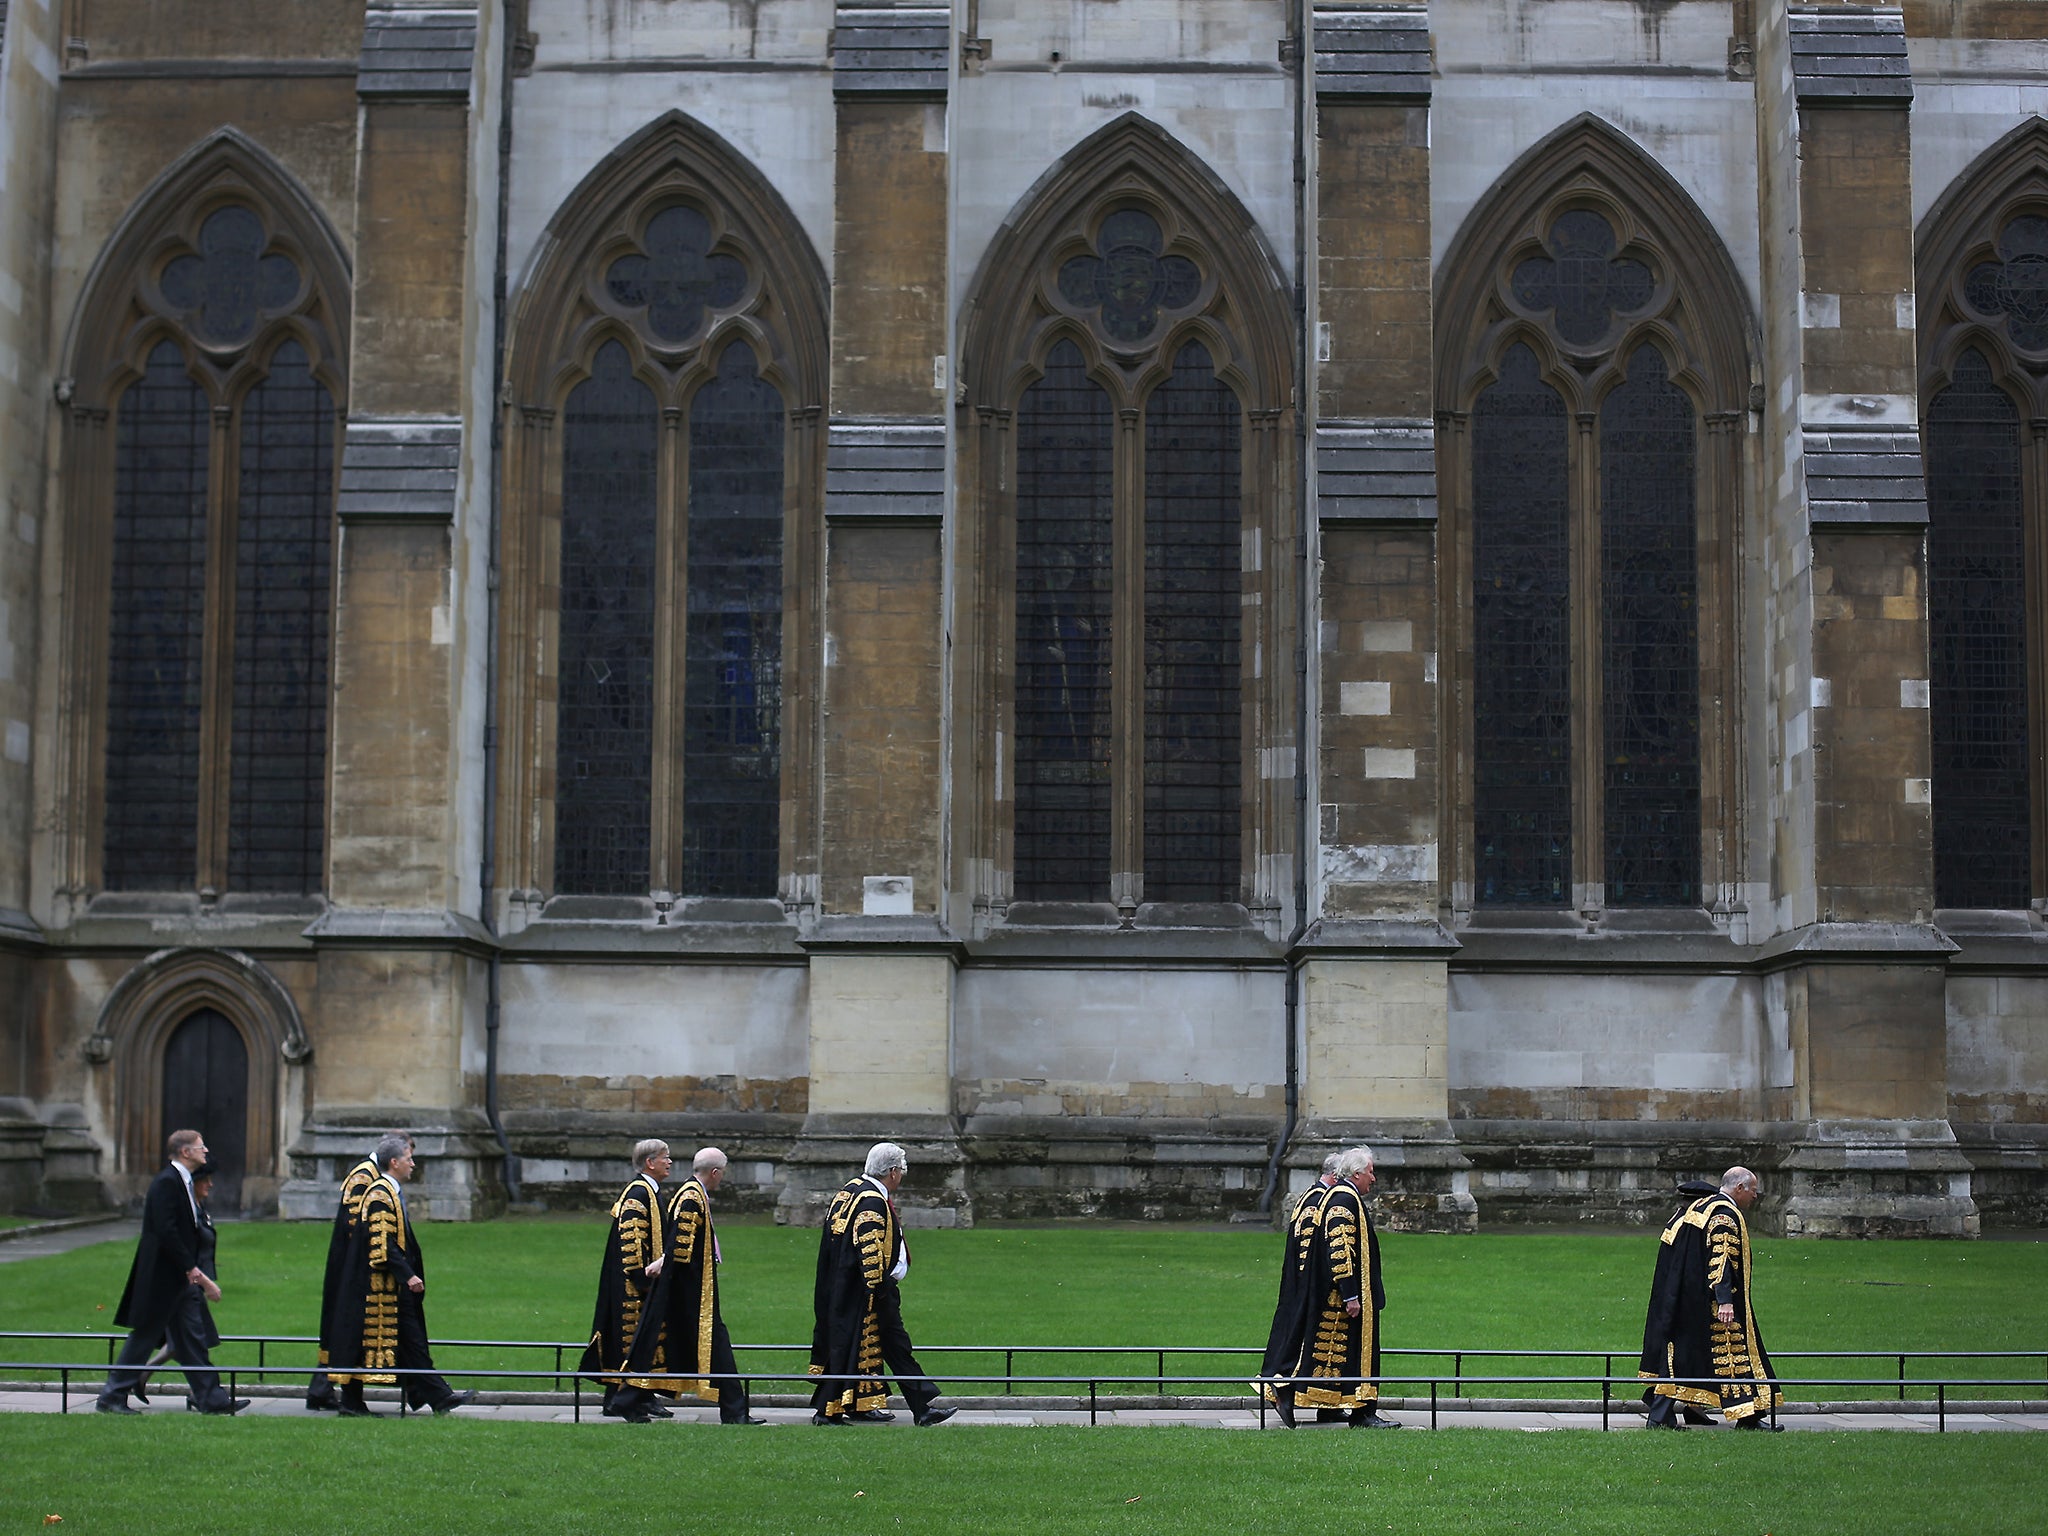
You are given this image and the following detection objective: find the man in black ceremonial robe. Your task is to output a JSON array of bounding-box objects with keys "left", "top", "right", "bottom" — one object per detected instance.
[
  {"left": 808, "top": 1141, "right": 955, "bottom": 1427},
  {"left": 614, "top": 1146, "right": 766, "bottom": 1424},
  {"left": 1260, "top": 1146, "right": 1396, "bottom": 1428},
  {"left": 308, "top": 1137, "right": 393, "bottom": 1411},
  {"left": 1639, "top": 1165, "right": 1783, "bottom": 1430},
  {"left": 96, "top": 1128, "right": 247, "bottom": 1415},
  {"left": 325, "top": 1133, "right": 476, "bottom": 1417},
  {"left": 580, "top": 1138, "right": 672, "bottom": 1417},
  {"left": 1257, "top": 1153, "right": 1341, "bottom": 1425}
]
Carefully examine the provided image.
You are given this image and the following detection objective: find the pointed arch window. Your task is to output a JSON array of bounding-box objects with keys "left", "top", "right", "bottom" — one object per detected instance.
[
  {"left": 1438, "top": 140, "right": 1751, "bottom": 919},
  {"left": 1920, "top": 170, "right": 2048, "bottom": 911},
  {"left": 500, "top": 119, "right": 826, "bottom": 917},
  {"left": 1002, "top": 207, "right": 1247, "bottom": 910},
  {"left": 82, "top": 192, "right": 345, "bottom": 900}
]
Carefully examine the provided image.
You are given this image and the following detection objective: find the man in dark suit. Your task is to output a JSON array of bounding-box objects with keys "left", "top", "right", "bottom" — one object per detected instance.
[{"left": 96, "top": 1128, "right": 248, "bottom": 1415}]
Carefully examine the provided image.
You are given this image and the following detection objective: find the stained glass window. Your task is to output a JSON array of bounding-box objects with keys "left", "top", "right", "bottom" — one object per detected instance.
[
  {"left": 228, "top": 340, "right": 333, "bottom": 894},
  {"left": 1472, "top": 343, "right": 1571, "bottom": 906},
  {"left": 555, "top": 341, "right": 658, "bottom": 895},
  {"left": 1927, "top": 348, "right": 2032, "bottom": 908},
  {"left": 1510, "top": 209, "right": 1653, "bottom": 348},
  {"left": 1143, "top": 342, "right": 1240, "bottom": 903},
  {"left": 683, "top": 344, "right": 783, "bottom": 898},
  {"left": 1014, "top": 340, "right": 1114, "bottom": 901},
  {"left": 1599, "top": 346, "right": 1700, "bottom": 906},
  {"left": 1964, "top": 215, "right": 2048, "bottom": 353},
  {"left": 104, "top": 341, "right": 209, "bottom": 890},
  {"left": 160, "top": 206, "right": 299, "bottom": 349},
  {"left": 1058, "top": 209, "right": 1201, "bottom": 346},
  {"left": 607, "top": 205, "right": 748, "bottom": 346}
]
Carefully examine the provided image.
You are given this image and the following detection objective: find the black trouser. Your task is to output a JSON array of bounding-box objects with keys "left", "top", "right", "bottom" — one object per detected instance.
[
  {"left": 341, "top": 1299, "right": 453, "bottom": 1410},
  {"left": 616, "top": 1308, "right": 753, "bottom": 1422},
  {"left": 307, "top": 1368, "right": 336, "bottom": 1406},
  {"left": 872, "top": 1282, "right": 940, "bottom": 1416},
  {"left": 100, "top": 1288, "right": 231, "bottom": 1411}
]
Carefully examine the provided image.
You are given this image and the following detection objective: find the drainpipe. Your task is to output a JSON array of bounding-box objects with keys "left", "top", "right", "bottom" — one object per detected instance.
[
  {"left": 1258, "top": 0, "right": 1314, "bottom": 1215},
  {"left": 480, "top": 0, "right": 520, "bottom": 1201}
]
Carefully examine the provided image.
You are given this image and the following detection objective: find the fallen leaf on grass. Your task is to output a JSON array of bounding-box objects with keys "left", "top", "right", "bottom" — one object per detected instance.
[
  {"left": 1125, "top": 1497, "right": 1142, "bottom": 1504},
  {"left": 854, "top": 1492, "right": 865, "bottom": 1499},
  {"left": 43, "top": 1517, "right": 62, "bottom": 1525}
]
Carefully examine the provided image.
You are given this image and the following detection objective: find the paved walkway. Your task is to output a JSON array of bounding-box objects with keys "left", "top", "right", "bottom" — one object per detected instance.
[
  {"left": 0, "top": 1217, "right": 133, "bottom": 1262},
  {"left": 3, "top": 1389, "right": 2041, "bottom": 1432}
]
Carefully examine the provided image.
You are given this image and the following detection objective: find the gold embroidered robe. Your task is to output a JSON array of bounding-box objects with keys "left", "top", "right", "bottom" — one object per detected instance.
[
  {"left": 1638, "top": 1183, "right": 1783, "bottom": 1422},
  {"left": 807, "top": 1176, "right": 898, "bottom": 1419}
]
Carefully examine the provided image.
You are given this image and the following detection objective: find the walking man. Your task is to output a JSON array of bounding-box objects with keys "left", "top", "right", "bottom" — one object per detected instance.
[
  {"left": 1639, "top": 1166, "right": 1783, "bottom": 1429},
  {"left": 808, "top": 1142, "right": 955, "bottom": 1427},
  {"left": 96, "top": 1128, "right": 248, "bottom": 1415}
]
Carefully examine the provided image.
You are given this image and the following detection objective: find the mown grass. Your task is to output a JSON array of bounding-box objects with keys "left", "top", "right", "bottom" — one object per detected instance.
[
  {"left": 2, "top": 1219, "right": 2042, "bottom": 1400},
  {"left": 0, "top": 1417, "right": 2043, "bottom": 1536}
]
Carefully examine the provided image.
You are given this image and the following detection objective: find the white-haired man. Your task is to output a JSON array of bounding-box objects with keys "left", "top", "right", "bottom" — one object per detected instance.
[
  {"left": 1257, "top": 1152, "right": 1344, "bottom": 1423},
  {"left": 1259, "top": 1146, "right": 1396, "bottom": 1428},
  {"left": 1638, "top": 1166, "right": 1783, "bottom": 1430},
  {"left": 580, "top": 1138, "right": 673, "bottom": 1418},
  {"left": 616, "top": 1147, "right": 765, "bottom": 1425},
  {"left": 807, "top": 1142, "right": 955, "bottom": 1427}
]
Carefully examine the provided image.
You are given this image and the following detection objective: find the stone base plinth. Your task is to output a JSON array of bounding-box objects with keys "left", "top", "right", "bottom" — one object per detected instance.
[
  {"left": 773, "top": 1114, "right": 971, "bottom": 1228},
  {"left": 1776, "top": 1120, "right": 1980, "bottom": 1237},
  {"left": 282, "top": 1114, "right": 508, "bottom": 1221}
]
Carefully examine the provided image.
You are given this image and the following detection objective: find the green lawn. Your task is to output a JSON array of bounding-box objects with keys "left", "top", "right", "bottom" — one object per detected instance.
[
  {"left": 0, "top": 1418, "right": 2042, "bottom": 1536},
  {"left": 2, "top": 1219, "right": 2042, "bottom": 1400}
]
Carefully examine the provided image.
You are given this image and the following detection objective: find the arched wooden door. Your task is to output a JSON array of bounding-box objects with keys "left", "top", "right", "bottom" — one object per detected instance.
[{"left": 160, "top": 1007, "right": 249, "bottom": 1211}]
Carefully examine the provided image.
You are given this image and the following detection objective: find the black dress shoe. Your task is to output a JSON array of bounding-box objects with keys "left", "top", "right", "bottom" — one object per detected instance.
[
  {"left": 622, "top": 1409, "right": 653, "bottom": 1424},
  {"left": 647, "top": 1403, "right": 674, "bottom": 1419},
  {"left": 132, "top": 1387, "right": 150, "bottom": 1405},
  {"left": 1349, "top": 1411, "right": 1401, "bottom": 1429},
  {"left": 431, "top": 1390, "right": 477, "bottom": 1415},
  {"left": 95, "top": 1400, "right": 141, "bottom": 1415},
  {"left": 811, "top": 1410, "right": 846, "bottom": 1425},
  {"left": 726, "top": 1415, "right": 769, "bottom": 1426},
  {"left": 191, "top": 1398, "right": 251, "bottom": 1416},
  {"left": 337, "top": 1401, "right": 382, "bottom": 1418},
  {"left": 1738, "top": 1416, "right": 1786, "bottom": 1432},
  {"left": 306, "top": 1396, "right": 339, "bottom": 1412},
  {"left": 1681, "top": 1407, "right": 1718, "bottom": 1427},
  {"left": 848, "top": 1409, "right": 897, "bottom": 1423},
  {"left": 1272, "top": 1397, "right": 1297, "bottom": 1429},
  {"left": 914, "top": 1406, "right": 957, "bottom": 1428}
]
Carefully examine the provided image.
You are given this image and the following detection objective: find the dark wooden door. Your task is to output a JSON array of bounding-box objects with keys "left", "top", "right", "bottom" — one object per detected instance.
[{"left": 160, "top": 1008, "right": 248, "bottom": 1212}]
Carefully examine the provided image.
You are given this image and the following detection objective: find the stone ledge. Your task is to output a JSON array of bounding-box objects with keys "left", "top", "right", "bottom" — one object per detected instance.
[
  {"left": 1313, "top": 6, "right": 1431, "bottom": 102},
  {"left": 825, "top": 417, "right": 945, "bottom": 522},
  {"left": 1788, "top": 5, "right": 1911, "bottom": 105},
  {"left": 1316, "top": 419, "right": 1436, "bottom": 525},
  {"left": 301, "top": 907, "right": 494, "bottom": 954},
  {"left": 832, "top": 7, "right": 948, "bottom": 98},
  {"left": 1804, "top": 423, "right": 1928, "bottom": 527},
  {"left": 358, "top": 4, "right": 478, "bottom": 100},
  {"left": 337, "top": 418, "right": 462, "bottom": 524}
]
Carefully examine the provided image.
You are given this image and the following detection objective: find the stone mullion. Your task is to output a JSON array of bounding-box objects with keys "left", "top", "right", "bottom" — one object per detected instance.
[
  {"left": 500, "top": 404, "right": 553, "bottom": 921},
  {"left": 1436, "top": 410, "right": 1473, "bottom": 915},
  {"left": 1570, "top": 409, "right": 1603, "bottom": 916},
  {"left": 783, "top": 402, "right": 825, "bottom": 913},
  {"left": 1246, "top": 407, "right": 1284, "bottom": 915},
  {"left": 968, "top": 407, "right": 1014, "bottom": 920},
  {"left": 194, "top": 402, "right": 238, "bottom": 899},
  {"left": 1111, "top": 403, "right": 1146, "bottom": 913},
  {"left": 1700, "top": 412, "right": 1745, "bottom": 909},
  {"left": 2028, "top": 416, "right": 2048, "bottom": 909},
  {"left": 56, "top": 407, "right": 113, "bottom": 917},
  {"left": 651, "top": 403, "right": 687, "bottom": 899}
]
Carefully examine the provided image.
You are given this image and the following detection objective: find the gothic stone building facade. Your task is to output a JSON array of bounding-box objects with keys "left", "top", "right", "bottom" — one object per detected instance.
[{"left": 0, "top": 0, "right": 2042, "bottom": 1234}]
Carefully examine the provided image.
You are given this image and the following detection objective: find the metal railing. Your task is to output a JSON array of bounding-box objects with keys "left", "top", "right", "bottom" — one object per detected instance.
[
  {"left": 5, "top": 1357, "right": 2044, "bottom": 1433},
  {"left": 5, "top": 1331, "right": 2044, "bottom": 1403}
]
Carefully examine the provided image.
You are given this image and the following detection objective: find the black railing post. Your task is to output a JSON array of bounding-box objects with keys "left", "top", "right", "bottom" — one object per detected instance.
[
  {"left": 573, "top": 1375, "right": 581, "bottom": 1424},
  {"left": 1937, "top": 1381, "right": 1945, "bottom": 1433},
  {"left": 1090, "top": 1379, "right": 1098, "bottom": 1427},
  {"left": 61, "top": 1367, "right": 69, "bottom": 1414},
  {"left": 259, "top": 1339, "right": 266, "bottom": 1370},
  {"left": 1005, "top": 1349, "right": 1013, "bottom": 1395},
  {"left": 1430, "top": 1378, "right": 1438, "bottom": 1430},
  {"left": 1602, "top": 1371, "right": 1610, "bottom": 1432},
  {"left": 1899, "top": 1354, "right": 1905, "bottom": 1401},
  {"left": 1454, "top": 1351, "right": 1462, "bottom": 1398},
  {"left": 1157, "top": 1349, "right": 1164, "bottom": 1396}
]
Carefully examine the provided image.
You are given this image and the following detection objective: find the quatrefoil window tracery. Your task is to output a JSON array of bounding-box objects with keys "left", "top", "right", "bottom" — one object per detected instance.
[
  {"left": 605, "top": 204, "right": 749, "bottom": 346},
  {"left": 159, "top": 205, "right": 301, "bottom": 349},
  {"left": 1964, "top": 214, "right": 2048, "bottom": 355},
  {"left": 1057, "top": 208, "right": 1201, "bottom": 345},
  {"left": 1510, "top": 209, "right": 1654, "bottom": 349}
]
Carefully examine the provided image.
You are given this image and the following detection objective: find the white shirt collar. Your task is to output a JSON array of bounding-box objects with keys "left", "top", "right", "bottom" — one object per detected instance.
[{"left": 172, "top": 1160, "right": 198, "bottom": 1217}]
